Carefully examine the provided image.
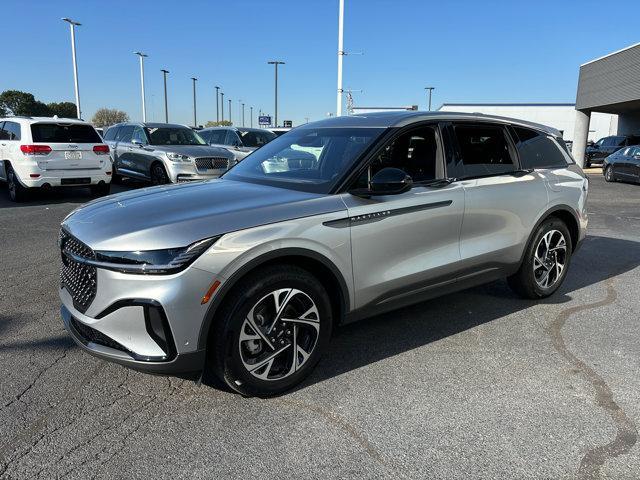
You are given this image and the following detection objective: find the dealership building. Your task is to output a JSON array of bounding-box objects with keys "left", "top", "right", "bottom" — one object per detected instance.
[
  {"left": 573, "top": 42, "right": 640, "bottom": 165},
  {"left": 437, "top": 103, "right": 616, "bottom": 143}
]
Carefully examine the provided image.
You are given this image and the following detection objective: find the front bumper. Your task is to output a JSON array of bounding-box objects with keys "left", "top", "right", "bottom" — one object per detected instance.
[
  {"left": 62, "top": 304, "right": 205, "bottom": 373},
  {"left": 165, "top": 162, "right": 227, "bottom": 183}
]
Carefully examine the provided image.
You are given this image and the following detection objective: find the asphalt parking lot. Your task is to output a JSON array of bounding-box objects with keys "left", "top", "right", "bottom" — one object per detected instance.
[{"left": 1, "top": 171, "right": 639, "bottom": 479}]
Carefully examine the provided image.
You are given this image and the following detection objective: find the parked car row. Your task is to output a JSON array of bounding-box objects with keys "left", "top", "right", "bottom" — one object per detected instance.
[
  {"left": 603, "top": 144, "right": 640, "bottom": 183},
  {"left": 585, "top": 134, "right": 640, "bottom": 168}
]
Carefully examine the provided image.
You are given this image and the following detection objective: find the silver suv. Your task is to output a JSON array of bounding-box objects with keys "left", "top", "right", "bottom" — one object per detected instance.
[
  {"left": 59, "top": 112, "right": 587, "bottom": 396},
  {"left": 199, "top": 126, "right": 277, "bottom": 162},
  {"left": 103, "top": 122, "right": 234, "bottom": 184}
]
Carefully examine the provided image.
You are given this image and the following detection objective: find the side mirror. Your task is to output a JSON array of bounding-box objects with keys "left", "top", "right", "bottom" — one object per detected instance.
[
  {"left": 369, "top": 167, "right": 413, "bottom": 195},
  {"left": 131, "top": 138, "right": 144, "bottom": 146}
]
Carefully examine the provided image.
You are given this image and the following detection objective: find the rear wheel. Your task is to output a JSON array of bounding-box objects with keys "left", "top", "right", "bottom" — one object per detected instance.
[
  {"left": 90, "top": 182, "right": 111, "bottom": 197},
  {"left": 6, "top": 164, "right": 29, "bottom": 202},
  {"left": 150, "top": 162, "right": 170, "bottom": 185},
  {"left": 584, "top": 159, "right": 591, "bottom": 168},
  {"left": 508, "top": 218, "right": 572, "bottom": 299},
  {"left": 209, "top": 265, "right": 332, "bottom": 397},
  {"left": 604, "top": 165, "right": 615, "bottom": 182}
]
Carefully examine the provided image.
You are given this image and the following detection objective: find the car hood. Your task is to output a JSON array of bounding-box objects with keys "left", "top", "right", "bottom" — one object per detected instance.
[
  {"left": 147, "top": 144, "right": 232, "bottom": 158},
  {"left": 62, "top": 180, "right": 346, "bottom": 251}
]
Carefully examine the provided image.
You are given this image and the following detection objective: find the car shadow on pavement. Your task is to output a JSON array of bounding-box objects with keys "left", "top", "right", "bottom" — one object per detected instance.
[{"left": 296, "top": 234, "right": 640, "bottom": 393}]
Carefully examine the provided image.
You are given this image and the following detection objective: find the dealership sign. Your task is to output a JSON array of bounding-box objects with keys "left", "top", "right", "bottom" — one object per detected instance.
[{"left": 258, "top": 115, "right": 272, "bottom": 125}]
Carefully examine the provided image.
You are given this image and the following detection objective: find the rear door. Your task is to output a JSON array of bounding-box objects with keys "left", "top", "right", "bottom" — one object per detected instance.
[
  {"left": 113, "top": 125, "right": 136, "bottom": 175},
  {"left": 626, "top": 146, "right": 640, "bottom": 179},
  {"left": 447, "top": 122, "right": 548, "bottom": 276},
  {"left": 130, "top": 126, "right": 151, "bottom": 176},
  {"left": 0, "top": 122, "right": 8, "bottom": 179},
  {"left": 30, "top": 122, "right": 104, "bottom": 171}
]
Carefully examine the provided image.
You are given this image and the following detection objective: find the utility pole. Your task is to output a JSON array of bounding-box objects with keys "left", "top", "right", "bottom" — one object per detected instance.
[
  {"left": 425, "top": 87, "right": 435, "bottom": 111},
  {"left": 133, "top": 52, "right": 148, "bottom": 122},
  {"left": 215, "top": 85, "right": 220, "bottom": 122},
  {"left": 161, "top": 69, "right": 169, "bottom": 122},
  {"left": 267, "top": 60, "right": 285, "bottom": 127},
  {"left": 220, "top": 92, "right": 224, "bottom": 122},
  {"left": 62, "top": 18, "right": 82, "bottom": 119},
  {"left": 336, "top": 0, "right": 344, "bottom": 116},
  {"left": 191, "top": 77, "right": 198, "bottom": 127}
]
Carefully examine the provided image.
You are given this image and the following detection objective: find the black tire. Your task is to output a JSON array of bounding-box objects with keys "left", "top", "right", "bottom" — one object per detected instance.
[
  {"left": 6, "top": 164, "right": 29, "bottom": 202},
  {"left": 604, "top": 165, "right": 615, "bottom": 182},
  {"left": 508, "top": 217, "right": 572, "bottom": 299},
  {"left": 150, "top": 162, "right": 170, "bottom": 185},
  {"left": 584, "top": 159, "right": 591, "bottom": 168},
  {"left": 111, "top": 166, "right": 123, "bottom": 184},
  {"left": 90, "top": 182, "right": 111, "bottom": 197},
  {"left": 209, "top": 264, "right": 333, "bottom": 397}
]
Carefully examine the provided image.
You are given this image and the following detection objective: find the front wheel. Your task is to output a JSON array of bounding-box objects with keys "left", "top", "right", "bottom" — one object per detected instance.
[
  {"left": 508, "top": 218, "right": 572, "bottom": 299},
  {"left": 604, "top": 165, "right": 615, "bottom": 182},
  {"left": 150, "top": 162, "right": 170, "bottom": 185},
  {"left": 209, "top": 265, "right": 333, "bottom": 397},
  {"left": 90, "top": 182, "right": 111, "bottom": 197}
]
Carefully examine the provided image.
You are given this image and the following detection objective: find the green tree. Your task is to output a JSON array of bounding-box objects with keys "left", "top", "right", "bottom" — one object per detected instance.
[
  {"left": 91, "top": 108, "right": 130, "bottom": 127},
  {"left": 47, "top": 101, "right": 78, "bottom": 118},
  {"left": 0, "top": 90, "right": 51, "bottom": 116},
  {"left": 205, "top": 120, "right": 233, "bottom": 127}
]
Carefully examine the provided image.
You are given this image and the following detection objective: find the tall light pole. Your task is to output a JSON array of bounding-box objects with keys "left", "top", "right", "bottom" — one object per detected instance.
[
  {"left": 250, "top": 106, "right": 253, "bottom": 127},
  {"left": 238, "top": 99, "right": 242, "bottom": 126},
  {"left": 425, "top": 87, "right": 435, "bottom": 111},
  {"left": 220, "top": 92, "right": 225, "bottom": 122},
  {"left": 215, "top": 86, "right": 220, "bottom": 122},
  {"left": 191, "top": 77, "right": 198, "bottom": 127},
  {"left": 336, "top": 0, "right": 345, "bottom": 117},
  {"left": 267, "top": 60, "right": 285, "bottom": 127},
  {"left": 160, "top": 69, "right": 169, "bottom": 123},
  {"left": 134, "top": 52, "right": 148, "bottom": 122},
  {"left": 228, "top": 99, "right": 232, "bottom": 124},
  {"left": 62, "top": 18, "right": 82, "bottom": 119},
  {"left": 241, "top": 102, "right": 245, "bottom": 127}
]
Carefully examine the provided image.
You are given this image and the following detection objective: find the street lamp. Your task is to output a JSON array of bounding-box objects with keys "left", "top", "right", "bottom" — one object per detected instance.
[
  {"left": 220, "top": 92, "right": 225, "bottom": 122},
  {"left": 191, "top": 77, "right": 198, "bottom": 127},
  {"left": 133, "top": 52, "right": 148, "bottom": 122},
  {"left": 250, "top": 106, "right": 253, "bottom": 127},
  {"left": 62, "top": 18, "right": 82, "bottom": 119},
  {"left": 161, "top": 69, "right": 169, "bottom": 123},
  {"left": 267, "top": 60, "right": 285, "bottom": 127},
  {"left": 215, "top": 86, "right": 220, "bottom": 123},
  {"left": 240, "top": 100, "right": 245, "bottom": 127},
  {"left": 228, "top": 99, "right": 232, "bottom": 124},
  {"left": 336, "top": 0, "right": 344, "bottom": 116},
  {"left": 425, "top": 86, "right": 435, "bottom": 111}
]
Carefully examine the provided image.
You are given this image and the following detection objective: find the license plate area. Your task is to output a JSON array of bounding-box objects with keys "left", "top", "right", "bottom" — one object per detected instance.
[
  {"left": 61, "top": 178, "right": 91, "bottom": 185},
  {"left": 64, "top": 151, "right": 82, "bottom": 160}
]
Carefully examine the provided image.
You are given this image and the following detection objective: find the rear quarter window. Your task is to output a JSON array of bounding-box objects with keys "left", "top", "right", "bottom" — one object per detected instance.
[
  {"left": 512, "top": 126, "right": 568, "bottom": 169},
  {"left": 103, "top": 126, "right": 119, "bottom": 141},
  {"left": 31, "top": 123, "right": 102, "bottom": 143}
]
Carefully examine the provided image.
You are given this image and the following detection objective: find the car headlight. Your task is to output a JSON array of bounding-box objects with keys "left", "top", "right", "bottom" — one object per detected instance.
[
  {"left": 166, "top": 152, "right": 191, "bottom": 162},
  {"left": 89, "top": 236, "right": 220, "bottom": 274}
]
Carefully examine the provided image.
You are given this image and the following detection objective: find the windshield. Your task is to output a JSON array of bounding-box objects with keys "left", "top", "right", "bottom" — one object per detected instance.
[
  {"left": 144, "top": 127, "right": 206, "bottom": 146},
  {"left": 223, "top": 127, "right": 384, "bottom": 193},
  {"left": 237, "top": 129, "right": 276, "bottom": 148}
]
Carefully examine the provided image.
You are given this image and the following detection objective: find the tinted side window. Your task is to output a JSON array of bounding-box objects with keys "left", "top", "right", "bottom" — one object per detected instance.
[
  {"left": 226, "top": 130, "right": 241, "bottom": 146},
  {"left": 116, "top": 125, "right": 134, "bottom": 143},
  {"left": 0, "top": 122, "right": 9, "bottom": 140},
  {"left": 103, "top": 126, "right": 119, "bottom": 141},
  {"left": 512, "top": 126, "right": 567, "bottom": 169},
  {"left": 131, "top": 127, "right": 147, "bottom": 144},
  {"left": 4, "top": 121, "right": 21, "bottom": 140},
  {"left": 452, "top": 124, "right": 514, "bottom": 176}
]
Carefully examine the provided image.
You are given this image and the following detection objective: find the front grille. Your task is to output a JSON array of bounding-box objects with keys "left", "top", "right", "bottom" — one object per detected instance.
[
  {"left": 195, "top": 157, "right": 229, "bottom": 171},
  {"left": 59, "top": 229, "right": 97, "bottom": 313},
  {"left": 70, "top": 317, "right": 128, "bottom": 353}
]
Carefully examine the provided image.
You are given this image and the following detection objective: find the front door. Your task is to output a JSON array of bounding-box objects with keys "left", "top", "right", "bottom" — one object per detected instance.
[{"left": 343, "top": 124, "right": 465, "bottom": 309}]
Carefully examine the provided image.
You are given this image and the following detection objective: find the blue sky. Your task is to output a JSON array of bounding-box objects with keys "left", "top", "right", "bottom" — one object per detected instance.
[{"left": 2, "top": 0, "right": 638, "bottom": 127}]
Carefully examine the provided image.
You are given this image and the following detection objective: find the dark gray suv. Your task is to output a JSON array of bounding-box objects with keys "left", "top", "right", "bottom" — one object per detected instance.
[{"left": 103, "top": 122, "right": 234, "bottom": 184}]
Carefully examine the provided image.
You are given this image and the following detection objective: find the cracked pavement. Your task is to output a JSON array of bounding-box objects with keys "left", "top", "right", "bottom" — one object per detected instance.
[{"left": 1, "top": 174, "right": 639, "bottom": 479}]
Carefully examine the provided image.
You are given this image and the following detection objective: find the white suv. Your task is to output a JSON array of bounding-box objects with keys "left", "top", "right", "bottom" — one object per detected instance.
[{"left": 0, "top": 117, "right": 112, "bottom": 202}]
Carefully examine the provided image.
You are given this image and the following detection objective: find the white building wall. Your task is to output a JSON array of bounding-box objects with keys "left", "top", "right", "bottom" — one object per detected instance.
[{"left": 437, "top": 104, "right": 616, "bottom": 142}]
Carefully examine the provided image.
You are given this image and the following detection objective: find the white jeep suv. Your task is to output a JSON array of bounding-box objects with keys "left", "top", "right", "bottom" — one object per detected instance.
[{"left": 0, "top": 117, "right": 112, "bottom": 202}]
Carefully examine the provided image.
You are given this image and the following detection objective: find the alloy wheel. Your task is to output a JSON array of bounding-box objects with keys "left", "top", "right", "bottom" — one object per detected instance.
[
  {"left": 238, "top": 288, "right": 320, "bottom": 381},
  {"left": 533, "top": 229, "right": 567, "bottom": 289},
  {"left": 605, "top": 166, "right": 613, "bottom": 181},
  {"left": 151, "top": 164, "right": 168, "bottom": 185}
]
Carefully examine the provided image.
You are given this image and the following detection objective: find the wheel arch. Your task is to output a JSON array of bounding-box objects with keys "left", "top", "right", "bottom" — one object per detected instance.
[
  {"left": 521, "top": 204, "right": 580, "bottom": 265},
  {"left": 197, "top": 247, "right": 350, "bottom": 351}
]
